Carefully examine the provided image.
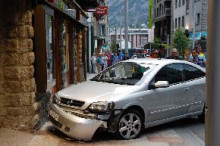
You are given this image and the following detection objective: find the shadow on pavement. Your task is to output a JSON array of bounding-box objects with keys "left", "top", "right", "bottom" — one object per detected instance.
[{"left": 46, "top": 117, "right": 204, "bottom": 143}]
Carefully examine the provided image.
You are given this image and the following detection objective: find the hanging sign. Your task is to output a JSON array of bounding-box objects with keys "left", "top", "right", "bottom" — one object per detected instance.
[{"left": 95, "top": 6, "right": 108, "bottom": 16}]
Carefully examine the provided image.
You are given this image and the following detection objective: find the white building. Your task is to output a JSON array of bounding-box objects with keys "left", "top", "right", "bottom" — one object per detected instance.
[
  {"left": 110, "top": 28, "right": 150, "bottom": 49},
  {"left": 172, "top": 0, "right": 208, "bottom": 41}
]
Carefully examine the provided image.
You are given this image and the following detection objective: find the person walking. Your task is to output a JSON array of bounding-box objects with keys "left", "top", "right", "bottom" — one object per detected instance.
[
  {"left": 112, "top": 53, "right": 119, "bottom": 65},
  {"left": 96, "top": 53, "right": 104, "bottom": 73},
  {"left": 118, "top": 50, "right": 124, "bottom": 61},
  {"left": 189, "top": 49, "right": 206, "bottom": 67},
  {"left": 149, "top": 50, "right": 159, "bottom": 58},
  {"left": 102, "top": 53, "right": 108, "bottom": 70},
  {"left": 167, "top": 48, "right": 182, "bottom": 60},
  {"left": 91, "top": 53, "right": 97, "bottom": 73}
]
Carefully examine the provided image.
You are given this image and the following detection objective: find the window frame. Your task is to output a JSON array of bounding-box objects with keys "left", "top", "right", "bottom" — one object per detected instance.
[
  {"left": 182, "top": 63, "right": 206, "bottom": 82},
  {"left": 151, "top": 63, "right": 184, "bottom": 87}
]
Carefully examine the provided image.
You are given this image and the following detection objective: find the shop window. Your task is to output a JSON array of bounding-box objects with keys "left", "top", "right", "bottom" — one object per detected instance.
[
  {"left": 63, "top": 21, "right": 70, "bottom": 73},
  {"left": 45, "top": 14, "right": 56, "bottom": 84}
]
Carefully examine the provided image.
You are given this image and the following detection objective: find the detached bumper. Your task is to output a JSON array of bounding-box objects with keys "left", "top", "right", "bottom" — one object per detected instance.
[{"left": 49, "top": 103, "right": 105, "bottom": 141}]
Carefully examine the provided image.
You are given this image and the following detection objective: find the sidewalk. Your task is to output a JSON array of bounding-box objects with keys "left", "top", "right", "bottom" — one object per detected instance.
[
  {"left": 0, "top": 118, "right": 205, "bottom": 146},
  {"left": 0, "top": 122, "right": 185, "bottom": 146}
]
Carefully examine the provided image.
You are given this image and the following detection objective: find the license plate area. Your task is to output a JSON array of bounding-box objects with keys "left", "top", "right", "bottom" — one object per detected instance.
[{"left": 49, "top": 109, "right": 59, "bottom": 121}]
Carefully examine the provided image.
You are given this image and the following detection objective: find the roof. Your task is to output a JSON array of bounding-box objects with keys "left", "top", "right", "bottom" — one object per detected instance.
[
  {"left": 124, "top": 58, "right": 184, "bottom": 64},
  {"left": 123, "top": 58, "right": 206, "bottom": 72}
]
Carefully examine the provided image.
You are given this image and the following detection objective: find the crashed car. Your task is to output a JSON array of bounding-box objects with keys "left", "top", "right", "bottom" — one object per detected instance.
[{"left": 49, "top": 58, "right": 206, "bottom": 141}]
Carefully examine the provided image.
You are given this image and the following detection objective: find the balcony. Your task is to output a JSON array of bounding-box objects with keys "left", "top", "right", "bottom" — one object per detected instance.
[
  {"left": 154, "top": 8, "right": 171, "bottom": 22},
  {"left": 75, "top": 0, "right": 101, "bottom": 10}
]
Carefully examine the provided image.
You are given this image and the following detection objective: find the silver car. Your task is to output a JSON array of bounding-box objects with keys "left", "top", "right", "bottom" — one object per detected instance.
[{"left": 49, "top": 58, "right": 205, "bottom": 141}]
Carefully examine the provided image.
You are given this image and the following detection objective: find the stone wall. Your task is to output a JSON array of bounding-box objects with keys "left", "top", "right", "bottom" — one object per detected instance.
[{"left": 0, "top": 0, "right": 36, "bottom": 131}]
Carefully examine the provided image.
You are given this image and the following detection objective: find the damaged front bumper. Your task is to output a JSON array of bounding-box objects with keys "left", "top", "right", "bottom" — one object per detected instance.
[{"left": 49, "top": 103, "right": 107, "bottom": 141}]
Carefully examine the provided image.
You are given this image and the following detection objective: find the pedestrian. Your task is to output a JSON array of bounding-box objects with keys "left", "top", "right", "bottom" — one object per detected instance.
[
  {"left": 123, "top": 53, "right": 130, "bottom": 60},
  {"left": 112, "top": 53, "right": 119, "bottom": 65},
  {"left": 150, "top": 50, "right": 159, "bottom": 58},
  {"left": 118, "top": 50, "right": 124, "bottom": 61},
  {"left": 189, "top": 49, "right": 206, "bottom": 67},
  {"left": 96, "top": 53, "right": 104, "bottom": 73},
  {"left": 91, "top": 53, "right": 97, "bottom": 73},
  {"left": 167, "top": 48, "right": 182, "bottom": 60},
  {"left": 189, "top": 45, "right": 206, "bottom": 64},
  {"left": 102, "top": 53, "right": 108, "bottom": 70}
]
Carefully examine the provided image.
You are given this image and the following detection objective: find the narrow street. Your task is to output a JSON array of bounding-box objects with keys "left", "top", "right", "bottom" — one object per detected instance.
[{"left": 0, "top": 118, "right": 204, "bottom": 146}]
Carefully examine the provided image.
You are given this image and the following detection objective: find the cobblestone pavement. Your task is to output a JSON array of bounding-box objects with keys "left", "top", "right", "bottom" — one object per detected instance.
[{"left": 0, "top": 118, "right": 204, "bottom": 146}]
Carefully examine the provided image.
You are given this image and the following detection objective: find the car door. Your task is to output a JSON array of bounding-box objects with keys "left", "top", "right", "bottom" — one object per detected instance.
[
  {"left": 182, "top": 64, "right": 206, "bottom": 113},
  {"left": 145, "top": 63, "right": 191, "bottom": 122}
]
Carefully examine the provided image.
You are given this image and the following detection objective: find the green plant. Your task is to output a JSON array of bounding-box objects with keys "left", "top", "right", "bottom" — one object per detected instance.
[
  {"left": 172, "top": 28, "right": 190, "bottom": 57},
  {"left": 110, "top": 40, "right": 117, "bottom": 53},
  {"left": 151, "top": 37, "right": 161, "bottom": 49}
]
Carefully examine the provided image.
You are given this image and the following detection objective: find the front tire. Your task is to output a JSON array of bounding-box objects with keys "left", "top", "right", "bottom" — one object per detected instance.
[{"left": 116, "top": 109, "right": 144, "bottom": 140}]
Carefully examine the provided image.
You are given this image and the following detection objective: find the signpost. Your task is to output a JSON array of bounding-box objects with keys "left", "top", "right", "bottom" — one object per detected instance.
[
  {"left": 95, "top": 6, "right": 108, "bottom": 16},
  {"left": 206, "top": 0, "right": 220, "bottom": 145}
]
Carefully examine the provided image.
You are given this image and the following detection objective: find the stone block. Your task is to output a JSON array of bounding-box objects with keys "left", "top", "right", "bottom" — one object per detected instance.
[
  {"left": 0, "top": 81, "right": 5, "bottom": 93},
  {"left": 0, "top": 68, "right": 3, "bottom": 79},
  {"left": 4, "top": 66, "right": 34, "bottom": 80},
  {"left": 3, "top": 92, "right": 35, "bottom": 107},
  {"left": 3, "top": 106, "right": 35, "bottom": 116},
  {"left": 2, "top": 115, "right": 33, "bottom": 131},
  {"left": 7, "top": 25, "right": 34, "bottom": 39},
  {"left": 16, "top": 11, "right": 32, "bottom": 26},
  {"left": 4, "top": 52, "right": 35, "bottom": 66},
  {"left": 4, "top": 39, "right": 19, "bottom": 52},
  {"left": 5, "top": 79, "right": 35, "bottom": 93},
  {"left": 4, "top": 39, "right": 33, "bottom": 53}
]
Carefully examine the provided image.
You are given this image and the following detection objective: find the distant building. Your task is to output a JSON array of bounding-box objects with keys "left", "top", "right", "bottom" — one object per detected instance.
[
  {"left": 93, "top": 0, "right": 108, "bottom": 53},
  {"left": 171, "top": 0, "right": 208, "bottom": 44},
  {"left": 153, "top": 0, "right": 171, "bottom": 43},
  {"left": 110, "top": 28, "right": 149, "bottom": 49}
]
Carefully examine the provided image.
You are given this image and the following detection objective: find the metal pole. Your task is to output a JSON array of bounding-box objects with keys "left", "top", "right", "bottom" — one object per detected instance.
[
  {"left": 206, "top": 0, "right": 220, "bottom": 146},
  {"left": 192, "top": 1, "right": 196, "bottom": 49},
  {"left": 124, "top": 0, "right": 128, "bottom": 54},
  {"left": 167, "top": 34, "right": 169, "bottom": 57},
  {"left": 119, "top": 12, "right": 122, "bottom": 50},
  {"left": 88, "top": 22, "right": 92, "bottom": 73}
]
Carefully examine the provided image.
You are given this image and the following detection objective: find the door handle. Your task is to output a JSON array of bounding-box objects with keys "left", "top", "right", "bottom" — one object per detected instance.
[{"left": 185, "top": 87, "right": 189, "bottom": 92}]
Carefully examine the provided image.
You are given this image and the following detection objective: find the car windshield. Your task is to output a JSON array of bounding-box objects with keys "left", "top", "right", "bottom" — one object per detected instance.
[{"left": 91, "top": 62, "right": 151, "bottom": 85}]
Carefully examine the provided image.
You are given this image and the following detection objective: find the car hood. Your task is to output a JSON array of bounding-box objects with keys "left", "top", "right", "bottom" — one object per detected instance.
[{"left": 57, "top": 81, "right": 138, "bottom": 102}]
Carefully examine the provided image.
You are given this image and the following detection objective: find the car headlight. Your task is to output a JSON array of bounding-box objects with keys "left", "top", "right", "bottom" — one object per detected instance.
[
  {"left": 88, "top": 101, "right": 115, "bottom": 113},
  {"left": 51, "top": 94, "right": 60, "bottom": 104}
]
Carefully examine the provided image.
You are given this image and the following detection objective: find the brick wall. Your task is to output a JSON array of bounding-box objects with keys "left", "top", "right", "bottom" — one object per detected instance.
[{"left": 0, "top": 0, "right": 36, "bottom": 131}]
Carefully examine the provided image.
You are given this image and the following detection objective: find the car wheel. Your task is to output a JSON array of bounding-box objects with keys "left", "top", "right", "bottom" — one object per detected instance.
[
  {"left": 116, "top": 109, "right": 144, "bottom": 140},
  {"left": 198, "top": 105, "right": 205, "bottom": 123}
]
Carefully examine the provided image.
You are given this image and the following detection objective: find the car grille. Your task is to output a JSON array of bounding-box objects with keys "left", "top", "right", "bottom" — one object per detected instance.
[
  {"left": 58, "top": 97, "right": 85, "bottom": 108},
  {"left": 61, "top": 107, "right": 97, "bottom": 119}
]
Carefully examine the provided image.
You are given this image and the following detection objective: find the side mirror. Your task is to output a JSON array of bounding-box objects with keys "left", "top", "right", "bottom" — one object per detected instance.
[{"left": 154, "top": 81, "right": 169, "bottom": 88}]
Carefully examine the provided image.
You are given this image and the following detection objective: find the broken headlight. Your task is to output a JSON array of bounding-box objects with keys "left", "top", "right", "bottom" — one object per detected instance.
[{"left": 88, "top": 101, "right": 115, "bottom": 113}]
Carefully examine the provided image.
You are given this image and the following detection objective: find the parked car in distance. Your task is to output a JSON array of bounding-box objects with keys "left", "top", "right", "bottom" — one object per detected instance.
[{"left": 49, "top": 58, "right": 206, "bottom": 141}]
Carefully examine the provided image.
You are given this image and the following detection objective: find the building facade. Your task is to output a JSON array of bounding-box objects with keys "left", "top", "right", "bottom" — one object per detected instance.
[
  {"left": 171, "top": 0, "right": 208, "bottom": 42},
  {"left": 153, "top": 0, "right": 171, "bottom": 43},
  {"left": 0, "top": 0, "right": 99, "bottom": 131},
  {"left": 110, "top": 28, "right": 149, "bottom": 49},
  {"left": 93, "top": 0, "right": 108, "bottom": 53}
]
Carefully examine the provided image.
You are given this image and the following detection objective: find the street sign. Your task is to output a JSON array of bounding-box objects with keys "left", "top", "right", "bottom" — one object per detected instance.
[{"left": 95, "top": 6, "right": 108, "bottom": 16}]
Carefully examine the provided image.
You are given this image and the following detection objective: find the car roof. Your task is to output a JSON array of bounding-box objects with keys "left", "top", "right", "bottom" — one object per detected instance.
[
  {"left": 124, "top": 58, "right": 183, "bottom": 65},
  {"left": 123, "top": 58, "right": 206, "bottom": 72}
]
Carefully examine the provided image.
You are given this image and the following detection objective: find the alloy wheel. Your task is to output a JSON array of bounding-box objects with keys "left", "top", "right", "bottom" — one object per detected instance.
[{"left": 118, "top": 112, "right": 142, "bottom": 139}]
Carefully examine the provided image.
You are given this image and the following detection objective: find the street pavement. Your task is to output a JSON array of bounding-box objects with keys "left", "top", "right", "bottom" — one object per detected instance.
[
  {"left": 0, "top": 74, "right": 205, "bottom": 145},
  {"left": 0, "top": 118, "right": 204, "bottom": 146}
]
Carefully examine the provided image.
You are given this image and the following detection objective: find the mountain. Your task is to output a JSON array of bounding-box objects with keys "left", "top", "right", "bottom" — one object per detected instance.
[{"left": 108, "top": 0, "right": 149, "bottom": 28}]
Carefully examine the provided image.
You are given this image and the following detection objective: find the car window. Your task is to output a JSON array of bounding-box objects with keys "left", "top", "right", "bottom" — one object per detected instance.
[
  {"left": 91, "top": 62, "right": 149, "bottom": 85},
  {"left": 154, "top": 63, "right": 183, "bottom": 85},
  {"left": 182, "top": 64, "right": 205, "bottom": 81}
]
